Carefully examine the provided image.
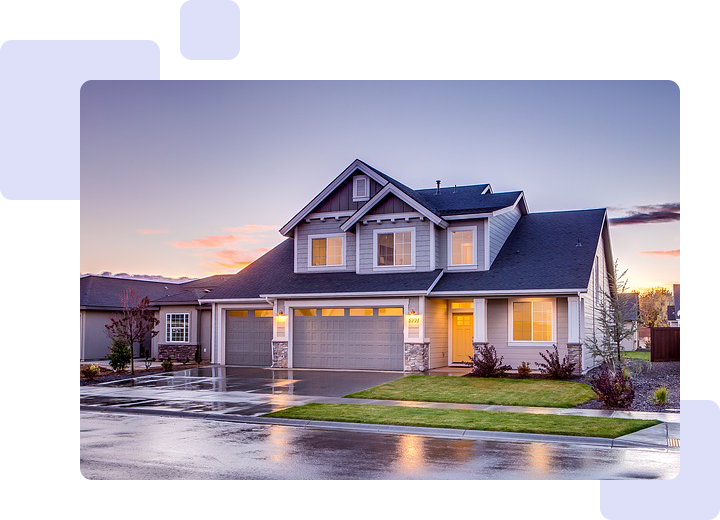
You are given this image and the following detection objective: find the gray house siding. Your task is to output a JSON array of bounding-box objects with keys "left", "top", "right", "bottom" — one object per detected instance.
[
  {"left": 294, "top": 220, "right": 355, "bottom": 273},
  {"left": 314, "top": 174, "right": 383, "bottom": 212},
  {"left": 357, "top": 219, "right": 433, "bottom": 274},
  {"left": 582, "top": 232, "right": 608, "bottom": 370},
  {"left": 81, "top": 309, "right": 148, "bottom": 361},
  {"left": 426, "top": 299, "right": 448, "bottom": 368},
  {"left": 488, "top": 206, "right": 522, "bottom": 266},
  {"left": 200, "top": 309, "right": 212, "bottom": 361},
  {"left": 367, "top": 193, "right": 415, "bottom": 215}
]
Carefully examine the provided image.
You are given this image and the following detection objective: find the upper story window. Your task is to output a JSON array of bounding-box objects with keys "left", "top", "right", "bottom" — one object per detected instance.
[
  {"left": 448, "top": 227, "right": 477, "bottom": 267},
  {"left": 353, "top": 175, "right": 370, "bottom": 202},
  {"left": 510, "top": 299, "right": 554, "bottom": 343},
  {"left": 166, "top": 313, "right": 189, "bottom": 343},
  {"left": 375, "top": 229, "right": 413, "bottom": 267},
  {"left": 310, "top": 234, "right": 344, "bottom": 267}
]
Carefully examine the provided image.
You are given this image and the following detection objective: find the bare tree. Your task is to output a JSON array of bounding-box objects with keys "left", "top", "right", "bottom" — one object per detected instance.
[
  {"left": 584, "top": 260, "right": 637, "bottom": 369},
  {"left": 639, "top": 287, "right": 672, "bottom": 328},
  {"left": 105, "top": 289, "right": 159, "bottom": 375}
]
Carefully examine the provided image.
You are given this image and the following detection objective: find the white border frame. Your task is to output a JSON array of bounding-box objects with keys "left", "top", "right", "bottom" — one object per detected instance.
[
  {"left": 306, "top": 232, "right": 347, "bottom": 270},
  {"left": 507, "top": 297, "right": 557, "bottom": 347},
  {"left": 165, "top": 312, "right": 190, "bottom": 343},
  {"left": 447, "top": 225, "right": 478, "bottom": 270},
  {"left": 372, "top": 226, "right": 416, "bottom": 271}
]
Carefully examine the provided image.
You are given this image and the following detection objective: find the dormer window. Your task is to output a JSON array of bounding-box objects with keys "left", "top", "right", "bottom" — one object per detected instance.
[
  {"left": 353, "top": 175, "right": 370, "bottom": 202},
  {"left": 448, "top": 226, "right": 477, "bottom": 269}
]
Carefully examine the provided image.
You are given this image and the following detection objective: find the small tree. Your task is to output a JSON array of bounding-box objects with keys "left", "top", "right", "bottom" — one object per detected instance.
[
  {"left": 583, "top": 261, "right": 637, "bottom": 369},
  {"left": 639, "top": 287, "right": 672, "bottom": 328},
  {"left": 105, "top": 289, "right": 160, "bottom": 375}
]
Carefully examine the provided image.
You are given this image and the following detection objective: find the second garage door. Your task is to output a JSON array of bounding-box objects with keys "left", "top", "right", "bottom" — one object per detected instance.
[
  {"left": 225, "top": 309, "right": 273, "bottom": 366},
  {"left": 293, "top": 307, "right": 404, "bottom": 370}
]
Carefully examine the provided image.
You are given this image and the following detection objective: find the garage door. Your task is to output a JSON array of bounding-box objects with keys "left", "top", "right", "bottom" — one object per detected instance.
[
  {"left": 293, "top": 307, "right": 404, "bottom": 370},
  {"left": 225, "top": 310, "right": 273, "bottom": 366}
]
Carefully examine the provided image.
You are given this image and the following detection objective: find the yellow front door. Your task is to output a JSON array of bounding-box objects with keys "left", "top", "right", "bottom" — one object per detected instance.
[{"left": 452, "top": 314, "right": 474, "bottom": 363}]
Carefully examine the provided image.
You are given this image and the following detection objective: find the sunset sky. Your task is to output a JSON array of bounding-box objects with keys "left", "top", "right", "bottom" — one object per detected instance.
[{"left": 80, "top": 81, "right": 679, "bottom": 291}]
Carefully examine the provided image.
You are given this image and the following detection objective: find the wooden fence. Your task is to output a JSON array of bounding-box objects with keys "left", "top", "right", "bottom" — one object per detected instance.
[{"left": 650, "top": 327, "right": 680, "bottom": 362}]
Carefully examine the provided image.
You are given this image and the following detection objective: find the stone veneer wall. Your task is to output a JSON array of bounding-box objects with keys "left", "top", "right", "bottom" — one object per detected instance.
[
  {"left": 272, "top": 341, "right": 288, "bottom": 368},
  {"left": 404, "top": 342, "right": 429, "bottom": 372},
  {"left": 158, "top": 344, "right": 197, "bottom": 361},
  {"left": 566, "top": 343, "right": 583, "bottom": 375}
]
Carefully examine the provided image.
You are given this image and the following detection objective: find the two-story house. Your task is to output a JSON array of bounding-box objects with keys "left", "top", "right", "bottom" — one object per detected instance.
[{"left": 201, "top": 159, "right": 613, "bottom": 374}]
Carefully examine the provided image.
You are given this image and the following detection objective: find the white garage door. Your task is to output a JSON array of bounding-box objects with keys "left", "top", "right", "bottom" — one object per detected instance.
[
  {"left": 225, "top": 309, "right": 273, "bottom": 366},
  {"left": 293, "top": 307, "right": 404, "bottom": 370}
]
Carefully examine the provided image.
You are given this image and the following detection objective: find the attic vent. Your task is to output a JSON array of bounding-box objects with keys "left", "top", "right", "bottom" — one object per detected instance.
[
  {"left": 435, "top": 180, "right": 441, "bottom": 194},
  {"left": 575, "top": 239, "right": 582, "bottom": 247}
]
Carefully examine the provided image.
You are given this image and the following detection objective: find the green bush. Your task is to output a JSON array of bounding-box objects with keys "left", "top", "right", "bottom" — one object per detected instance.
[
  {"left": 161, "top": 358, "right": 174, "bottom": 372},
  {"left": 108, "top": 340, "right": 132, "bottom": 372},
  {"left": 517, "top": 361, "right": 532, "bottom": 378},
  {"left": 651, "top": 387, "right": 668, "bottom": 405},
  {"left": 81, "top": 364, "right": 101, "bottom": 380}
]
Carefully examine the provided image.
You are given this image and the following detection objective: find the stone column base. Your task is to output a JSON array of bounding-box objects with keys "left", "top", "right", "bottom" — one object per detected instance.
[
  {"left": 271, "top": 340, "right": 289, "bottom": 368},
  {"left": 567, "top": 342, "right": 583, "bottom": 375},
  {"left": 158, "top": 344, "right": 197, "bottom": 361},
  {"left": 404, "top": 342, "right": 430, "bottom": 372}
]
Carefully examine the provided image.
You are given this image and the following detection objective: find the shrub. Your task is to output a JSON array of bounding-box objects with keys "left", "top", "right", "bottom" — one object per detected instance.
[
  {"left": 590, "top": 364, "right": 635, "bottom": 409},
  {"left": 651, "top": 387, "right": 668, "bottom": 405},
  {"left": 516, "top": 361, "right": 532, "bottom": 378},
  {"left": 144, "top": 357, "right": 155, "bottom": 369},
  {"left": 81, "top": 364, "right": 101, "bottom": 380},
  {"left": 161, "top": 358, "right": 174, "bottom": 372},
  {"left": 468, "top": 344, "right": 511, "bottom": 377},
  {"left": 107, "top": 340, "right": 132, "bottom": 372},
  {"left": 179, "top": 356, "right": 191, "bottom": 366},
  {"left": 535, "top": 345, "right": 576, "bottom": 380}
]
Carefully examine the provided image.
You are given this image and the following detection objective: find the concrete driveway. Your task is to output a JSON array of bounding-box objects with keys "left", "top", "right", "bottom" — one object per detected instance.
[{"left": 80, "top": 366, "right": 406, "bottom": 416}]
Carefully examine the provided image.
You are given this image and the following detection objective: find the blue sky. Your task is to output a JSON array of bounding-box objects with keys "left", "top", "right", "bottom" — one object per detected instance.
[{"left": 80, "top": 80, "right": 679, "bottom": 289}]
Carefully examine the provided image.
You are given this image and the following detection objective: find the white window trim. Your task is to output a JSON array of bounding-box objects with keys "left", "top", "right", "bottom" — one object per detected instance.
[
  {"left": 352, "top": 175, "right": 371, "bottom": 202},
  {"left": 165, "top": 312, "right": 190, "bottom": 343},
  {"left": 447, "top": 225, "right": 478, "bottom": 270},
  {"left": 507, "top": 298, "right": 557, "bottom": 346},
  {"left": 372, "top": 226, "right": 416, "bottom": 271},
  {"left": 307, "top": 233, "right": 346, "bottom": 270}
]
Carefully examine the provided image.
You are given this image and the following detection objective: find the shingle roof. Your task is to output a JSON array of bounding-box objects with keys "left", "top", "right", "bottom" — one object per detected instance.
[
  {"left": 673, "top": 284, "right": 720, "bottom": 308},
  {"left": 181, "top": 275, "right": 235, "bottom": 289},
  {"left": 80, "top": 276, "right": 182, "bottom": 309},
  {"left": 619, "top": 292, "right": 640, "bottom": 321},
  {"left": 431, "top": 209, "right": 607, "bottom": 292},
  {"left": 202, "top": 239, "right": 443, "bottom": 299}
]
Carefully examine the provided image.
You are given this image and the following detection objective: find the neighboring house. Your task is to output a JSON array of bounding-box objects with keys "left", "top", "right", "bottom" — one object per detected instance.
[
  {"left": 673, "top": 284, "right": 720, "bottom": 361},
  {"left": 80, "top": 274, "right": 232, "bottom": 361},
  {"left": 667, "top": 306, "right": 677, "bottom": 326},
  {"left": 200, "top": 159, "right": 614, "bottom": 374},
  {"left": 619, "top": 292, "right": 640, "bottom": 351}
]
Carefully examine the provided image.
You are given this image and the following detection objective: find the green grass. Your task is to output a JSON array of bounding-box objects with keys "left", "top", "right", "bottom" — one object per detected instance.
[
  {"left": 345, "top": 375, "right": 597, "bottom": 408},
  {"left": 622, "top": 351, "right": 651, "bottom": 361},
  {"left": 265, "top": 403, "right": 660, "bottom": 439}
]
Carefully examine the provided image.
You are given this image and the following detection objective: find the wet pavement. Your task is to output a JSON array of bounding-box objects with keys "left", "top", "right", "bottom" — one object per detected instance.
[{"left": 80, "top": 411, "right": 680, "bottom": 480}]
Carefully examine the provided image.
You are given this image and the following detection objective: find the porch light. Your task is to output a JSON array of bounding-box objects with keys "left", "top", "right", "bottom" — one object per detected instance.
[
  {"left": 410, "top": 309, "right": 416, "bottom": 315},
  {"left": 276, "top": 311, "right": 287, "bottom": 323}
]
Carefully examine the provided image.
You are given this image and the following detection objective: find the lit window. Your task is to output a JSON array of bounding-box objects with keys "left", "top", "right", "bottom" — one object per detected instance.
[
  {"left": 349, "top": 308, "right": 374, "bottom": 316},
  {"left": 377, "top": 231, "right": 412, "bottom": 266},
  {"left": 321, "top": 308, "right": 345, "bottom": 317},
  {"left": 353, "top": 175, "right": 370, "bottom": 201},
  {"left": 512, "top": 301, "right": 553, "bottom": 342},
  {"left": 311, "top": 236, "right": 344, "bottom": 266},
  {"left": 450, "top": 229, "right": 475, "bottom": 265},
  {"left": 379, "top": 308, "right": 403, "bottom": 317},
  {"left": 294, "top": 309, "right": 317, "bottom": 317},
  {"left": 451, "top": 302, "right": 474, "bottom": 309},
  {"left": 227, "top": 310, "right": 248, "bottom": 318},
  {"left": 254, "top": 310, "right": 273, "bottom": 318},
  {"left": 166, "top": 313, "right": 189, "bottom": 342}
]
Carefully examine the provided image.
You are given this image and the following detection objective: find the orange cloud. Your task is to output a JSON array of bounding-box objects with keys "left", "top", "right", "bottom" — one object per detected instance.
[
  {"left": 137, "top": 228, "right": 169, "bottom": 235},
  {"left": 641, "top": 249, "right": 720, "bottom": 256},
  {"left": 172, "top": 234, "right": 266, "bottom": 249},
  {"left": 223, "top": 224, "right": 278, "bottom": 233},
  {"left": 199, "top": 248, "right": 270, "bottom": 271}
]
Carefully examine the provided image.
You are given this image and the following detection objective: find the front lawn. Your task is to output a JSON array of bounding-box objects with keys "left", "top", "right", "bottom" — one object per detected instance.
[
  {"left": 345, "top": 375, "right": 596, "bottom": 408},
  {"left": 622, "top": 351, "right": 651, "bottom": 361},
  {"left": 265, "top": 403, "right": 660, "bottom": 439}
]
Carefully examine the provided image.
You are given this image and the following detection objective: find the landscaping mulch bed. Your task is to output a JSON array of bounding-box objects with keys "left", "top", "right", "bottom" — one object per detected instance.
[
  {"left": 576, "top": 359, "right": 679, "bottom": 413},
  {"left": 80, "top": 362, "right": 211, "bottom": 386}
]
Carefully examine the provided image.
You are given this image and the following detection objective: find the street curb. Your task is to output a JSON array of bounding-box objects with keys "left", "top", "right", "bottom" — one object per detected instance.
[{"left": 80, "top": 405, "right": 668, "bottom": 449}]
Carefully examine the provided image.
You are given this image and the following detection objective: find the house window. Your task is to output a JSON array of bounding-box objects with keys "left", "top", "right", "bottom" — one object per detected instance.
[
  {"left": 321, "top": 308, "right": 345, "bottom": 317},
  {"left": 294, "top": 309, "right": 317, "bottom": 317},
  {"left": 379, "top": 308, "right": 403, "bottom": 317},
  {"left": 353, "top": 175, "right": 370, "bottom": 201},
  {"left": 227, "top": 310, "right": 248, "bottom": 318},
  {"left": 376, "top": 230, "right": 413, "bottom": 267},
  {"left": 349, "top": 308, "right": 374, "bottom": 316},
  {"left": 166, "top": 313, "right": 189, "bottom": 342},
  {"left": 449, "top": 228, "right": 476, "bottom": 266},
  {"left": 451, "top": 302, "right": 474, "bottom": 309},
  {"left": 511, "top": 300, "right": 553, "bottom": 342},
  {"left": 310, "top": 235, "right": 344, "bottom": 267},
  {"left": 254, "top": 310, "right": 273, "bottom": 318}
]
